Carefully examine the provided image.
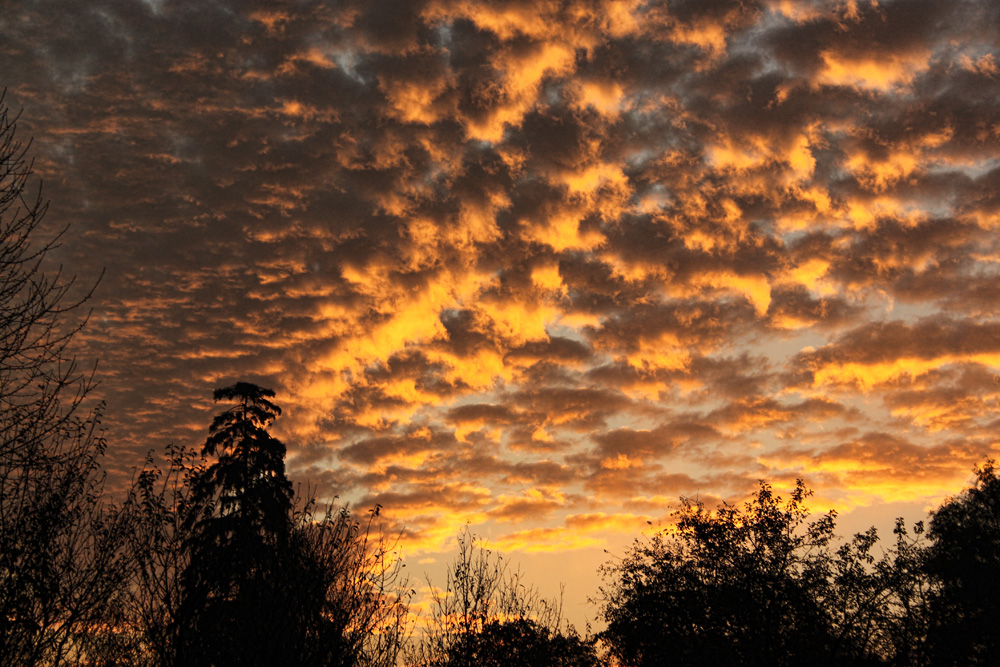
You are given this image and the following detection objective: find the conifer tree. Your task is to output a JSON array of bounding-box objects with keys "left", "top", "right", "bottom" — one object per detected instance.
[
  {"left": 160, "top": 382, "right": 410, "bottom": 667},
  {"left": 174, "top": 382, "right": 305, "bottom": 665}
]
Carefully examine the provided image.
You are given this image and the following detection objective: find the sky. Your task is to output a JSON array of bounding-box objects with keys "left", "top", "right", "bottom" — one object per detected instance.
[{"left": 2, "top": 0, "right": 1000, "bottom": 626}]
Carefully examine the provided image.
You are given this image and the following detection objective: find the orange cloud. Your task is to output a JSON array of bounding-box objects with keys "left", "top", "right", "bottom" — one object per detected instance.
[
  {"left": 816, "top": 48, "right": 931, "bottom": 91},
  {"left": 492, "top": 512, "right": 653, "bottom": 553}
]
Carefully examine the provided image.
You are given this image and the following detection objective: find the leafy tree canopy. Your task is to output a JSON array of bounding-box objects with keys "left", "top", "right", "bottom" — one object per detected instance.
[
  {"left": 598, "top": 480, "right": 927, "bottom": 667},
  {"left": 925, "top": 460, "right": 1000, "bottom": 665}
]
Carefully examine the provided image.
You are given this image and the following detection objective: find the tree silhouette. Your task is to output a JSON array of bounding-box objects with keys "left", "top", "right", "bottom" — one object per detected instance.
[
  {"left": 442, "top": 618, "right": 600, "bottom": 667},
  {"left": 924, "top": 460, "right": 1000, "bottom": 665},
  {"left": 407, "top": 528, "right": 598, "bottom": 667},
  {"left": 189, "top": 382, "right": 293, "bottom": 534},
  {"left": 125, "top": 382, "right": 411, "bottom": 667},
  {"left": 598, "top": 481, "right": 927, "bottom": 667},
  {"left": 172, "top": 382, "right": 298, "bottom": 666},
  {"left": 0, "top": 90, "right": 133, "bottom": 666}
]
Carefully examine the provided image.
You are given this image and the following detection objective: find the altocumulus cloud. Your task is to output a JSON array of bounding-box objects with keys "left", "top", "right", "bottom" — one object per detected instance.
[{"left": 2, "top": 0, "right": 1000, "bottom": 556}]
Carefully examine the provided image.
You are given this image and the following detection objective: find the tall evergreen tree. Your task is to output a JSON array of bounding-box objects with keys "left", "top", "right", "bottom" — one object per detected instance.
[
  {"left": 174, "top": 382, "right": 308, "bottom": 666},
  {"left": 159, "top": 382, "right": 410, "bottom": 667},
  {"left": 186, "top": 382, "right": 293, "bottom": 545}
]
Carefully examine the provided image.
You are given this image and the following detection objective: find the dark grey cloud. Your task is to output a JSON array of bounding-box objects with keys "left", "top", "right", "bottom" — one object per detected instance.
[{"left": 2, "top": 0, "right": 999, "bottom": 559}]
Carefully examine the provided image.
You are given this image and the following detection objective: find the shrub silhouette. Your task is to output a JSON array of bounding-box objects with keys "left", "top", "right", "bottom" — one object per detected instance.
[{"left": 407, "top": 528, "right": 599, "bottom": 667}]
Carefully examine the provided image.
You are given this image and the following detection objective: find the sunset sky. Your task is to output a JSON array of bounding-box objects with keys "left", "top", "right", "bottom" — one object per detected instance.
[{"left": 3, "top": 0, "right": 999, "bottom": 625}]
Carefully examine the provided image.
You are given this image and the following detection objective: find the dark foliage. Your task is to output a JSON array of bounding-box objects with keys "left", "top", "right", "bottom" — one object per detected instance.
[
  {"left": 407, "top": 528, "right": 599, "bottom": 667},
  {"left": 598, "top": 481, "right": 930, "bottom": 667},
  {"left": 925, "top": 460, "right": 1000, "bottom": 665},
  {"left": 445, "top": 618, "right": 601, "bottom": 667},
  {"left": 172, "top": 382, "right": 305, "bottom": 666},
  {"left": 124, "top": 383, "right": 411, "bottom": 667}
]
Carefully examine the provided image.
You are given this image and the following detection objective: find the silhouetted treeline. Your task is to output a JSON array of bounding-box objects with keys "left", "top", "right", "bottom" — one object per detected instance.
[
  {"left": 4, "top": 92, "right": 1000, "bottom": 667},
  {"left": 597, "top": 465, "right": 1000, "bottom": 666}
]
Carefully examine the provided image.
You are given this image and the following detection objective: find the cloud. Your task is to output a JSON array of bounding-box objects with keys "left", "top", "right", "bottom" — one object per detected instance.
[
  {"left": 792, "top": 319, "right": 1000, "bottom": 391},
  {"left": 4, "top": 0, "right": 1000, "bottom": 614}
]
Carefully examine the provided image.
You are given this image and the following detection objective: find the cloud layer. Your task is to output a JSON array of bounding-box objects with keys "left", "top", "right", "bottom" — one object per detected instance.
[{"left": 3, "top": 0, "right": 999, "bottom": 563}]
